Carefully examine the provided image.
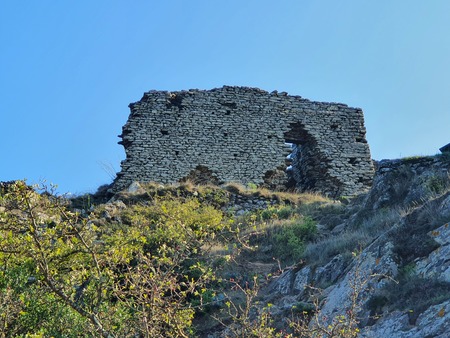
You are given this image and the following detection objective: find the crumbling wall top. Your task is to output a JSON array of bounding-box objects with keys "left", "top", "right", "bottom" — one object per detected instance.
[{"left": 113, "top": 86, "right": 374, "bottom": 196}]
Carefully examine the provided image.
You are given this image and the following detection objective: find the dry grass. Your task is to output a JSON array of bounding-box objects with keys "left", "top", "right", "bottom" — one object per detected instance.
[
  {"left": 296, "top": 192, "right": 334, "bottom": 204},
  {"left": 392, "top": 191, "right": 450, "bottom": 265},
  {"left": 302, "top": 230, "right": 372, "bottom": 267},
  {"left": 223, "top": 182, "right": 248, "bottom": 194},
  {"left": 368, "top": 274, "right": 450, "bottom": 325},
  {"left": 223, "top": 182, "right": 335, "bottom": 206},
  {"left": 356, "top": 207, "right": 402, "bottom": 235},
  {"left": 130, "top": 180, "right": 337, "bottom": 209},
  {"left": 303, "top": 207, "right": 402, "bottom": 267}
]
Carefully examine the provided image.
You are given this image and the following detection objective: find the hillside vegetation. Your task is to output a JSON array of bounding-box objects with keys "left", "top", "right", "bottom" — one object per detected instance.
[{"left": 1, "top": 154, "right": 450, "bottom": 337}]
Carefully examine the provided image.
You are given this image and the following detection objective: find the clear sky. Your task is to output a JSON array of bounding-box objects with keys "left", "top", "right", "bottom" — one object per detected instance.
[{"left": 1, "top": 1, "right": 450, "bottom": 194}]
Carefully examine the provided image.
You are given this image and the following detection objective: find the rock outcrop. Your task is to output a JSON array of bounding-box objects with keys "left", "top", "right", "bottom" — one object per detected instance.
[{"left": 266, "top": 154, "right": 450, "bottom": 336}]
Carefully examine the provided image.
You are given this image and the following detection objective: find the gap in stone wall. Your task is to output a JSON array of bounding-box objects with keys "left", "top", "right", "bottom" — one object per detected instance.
[
  {"left": 284, "top": 122, "right": 313, "bottom": 191},
  {"left": 113, "top": 87, "right": 374, "bottom": 196}
]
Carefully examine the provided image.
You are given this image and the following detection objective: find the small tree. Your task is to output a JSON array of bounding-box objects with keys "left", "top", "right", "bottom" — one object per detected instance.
[{"left": 0, "top": 181, "right": 228, "bottom": 337}]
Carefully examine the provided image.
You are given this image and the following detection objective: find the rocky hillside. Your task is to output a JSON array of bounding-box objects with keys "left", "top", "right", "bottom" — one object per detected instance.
[
  {"left": 0, "top": 153, "right": 449, "bottom": 337},
  {"left": 263, "top": 154, "right": 450, "bottom": 337}
]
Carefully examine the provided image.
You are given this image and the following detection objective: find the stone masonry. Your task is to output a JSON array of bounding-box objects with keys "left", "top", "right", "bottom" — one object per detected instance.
[{"left": 113, "top": 86, "right": 374, "bottom": 196}]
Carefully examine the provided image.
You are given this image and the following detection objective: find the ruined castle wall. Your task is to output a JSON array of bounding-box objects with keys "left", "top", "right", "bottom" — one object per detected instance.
[{"left": 113, "top": 86, "right": 374, "bottom": 196}]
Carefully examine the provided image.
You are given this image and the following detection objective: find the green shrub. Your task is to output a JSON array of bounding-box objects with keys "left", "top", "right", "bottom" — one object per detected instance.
[
  {"left": 120, "top": 198, "right": 226, "bottom": 255},
  {"left": 0, "top": 182, "right": 230, "bottom": 337},
  {"left": 247, "top": 182, "right": 258, "bottom": 190},
  {"left": 260, "top": 205, "right": 296, "bottom": 221},
  {"left": 273, "top": 216, "right": 317, "bottom": 263}
]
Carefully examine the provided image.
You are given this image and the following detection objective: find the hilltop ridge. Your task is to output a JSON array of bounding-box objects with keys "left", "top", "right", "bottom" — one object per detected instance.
[{"left": 0, "top": 153, "right": 449, "bottom": 336}]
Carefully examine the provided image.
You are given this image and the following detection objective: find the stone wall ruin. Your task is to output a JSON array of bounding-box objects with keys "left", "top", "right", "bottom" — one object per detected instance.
[{"left": 113, "top": 86, "right": 374, "bottom": 196}]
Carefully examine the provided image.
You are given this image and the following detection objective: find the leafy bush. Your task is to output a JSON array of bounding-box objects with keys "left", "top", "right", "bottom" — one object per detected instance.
[
  {"left": 273, "top": 216, "right": 317, "bottom": 263},
  {"left": 0, "top": 181, "right": 230, "bottom": 337},
  {"left": 260, "top": 205, "right": 296, "bottom": 221}
]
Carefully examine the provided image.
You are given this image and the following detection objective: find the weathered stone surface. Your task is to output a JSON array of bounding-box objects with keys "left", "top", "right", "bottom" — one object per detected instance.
[
  {"left": 416, "top": 222, "right": 450, "bottom": 282},
  {"left": 361, "top": 300, "right": 450, "bottom": 337},
  {"left": 313, "top": 254, "right": 346, "bottom": 287},
  {"left": 362, "top": 156, "right": 450, "bottom": 210},
  {"left": 439, "top": 194, "right": 450, "bottom": 219},
  {"left": 270, "top": 269, "right": 295, "bottom": 295},
  {"left": 258, "top": 158, "right": 450, "bottom": 337},
  {"left": 113, "top": 86, "right": 374, "bottom": 197},
  {"left": 318, "top": 242, "right": 398, "bottom": 326},
  {"left": 292, "top": 266, "right": 311, "bottom": 296}
]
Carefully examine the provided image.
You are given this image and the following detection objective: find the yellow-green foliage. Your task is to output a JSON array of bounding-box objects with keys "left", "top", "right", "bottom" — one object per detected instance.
[
  {"left": 0, "top": 181, "right": 230, "bottom": 337},
  {"left": 120, "top": 198, "right": 226, "bottom": 255},
  {"left": 0, "top": 181, "right": 379, "bottom": 337},
  {"left": 260, "top": 205, "right": 296, "bottom": 221},
  {"left": 138, "top": 181, "right": 231, "bottom": 207}
]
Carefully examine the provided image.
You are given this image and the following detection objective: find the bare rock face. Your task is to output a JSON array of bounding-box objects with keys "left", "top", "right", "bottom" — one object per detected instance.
[
  {"left": 292, "top": 266, "right": 312, "bottom": 296},
  {"left": 363, "top": 156, "right": 450, "bottom": 211},
  {"left": 270, "top": 269, "right": 296, "bottom": 296},
  {"left": 316, "top": 241, "right": 398, "bottom": 325},
  {"left": 361, "top": 300, "right": 450, "bottom": 337},
  {"left": 262, "top": 156, "right": 450, "bottom": 336},
  {"left": 313, "top": 253, "right": 347, "bottom": 287},
  {"left": 114, "top": 86, "right": 374, "bottom": 197},
  {"left": 416, "top": 221, "right": 450, "bottom": 282}
]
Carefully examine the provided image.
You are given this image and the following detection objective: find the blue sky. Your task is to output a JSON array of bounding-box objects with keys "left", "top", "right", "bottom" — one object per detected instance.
[{"left": 1, "top": 1, "right": 450, "bottom": 194}]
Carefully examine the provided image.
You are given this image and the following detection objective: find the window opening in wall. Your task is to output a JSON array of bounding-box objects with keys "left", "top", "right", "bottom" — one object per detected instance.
[
  {"left": 284, "top": 143, "right": 298, "bottom": 189},
  {"left": 285, "top": 144, "right": 294, "bottom": 172},
  {"left": 283, "top": 122, "right": 314, "bottom": 190}
]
